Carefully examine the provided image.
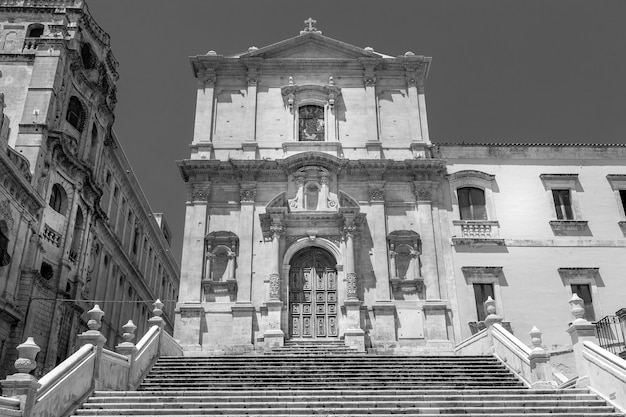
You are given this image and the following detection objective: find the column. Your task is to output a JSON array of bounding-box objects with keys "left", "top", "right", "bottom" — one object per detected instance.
[
  {"left": 229, "top": 184, "right": 255, "bottom": 353},
  {"left": 403, "top": 63, "right": 423, "bottom": 142},
  {"left": 343, "top": 220, "right": 365, "bottom": 352},
  {"left": 264, "top": 224, "right": 284, "bottom": 349},
  {"left": 414, "top": 181, "right": 441, "bottom": 300},
  {"left": 237, "top": 183, "right": 255, "bottom": 301},
  {"left": 417, "top": 78, "right": 430, "bottom": 143},
  {"left": 173, "top": 182, "right": 210, "bottom": 351},
  {"left": 368, "top": 182, "right": 391, "bottom": 301},
  {"left": 360, "top": 59, "right": 379, "bottom": 142},
  {"left": 192, "top": 68, "right": 217, "bottom": 144}
]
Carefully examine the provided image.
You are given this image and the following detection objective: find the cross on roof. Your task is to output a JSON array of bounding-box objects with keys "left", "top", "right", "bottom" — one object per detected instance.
[{"left": 304, "top": 17, "right": 317, "bottom": 32}]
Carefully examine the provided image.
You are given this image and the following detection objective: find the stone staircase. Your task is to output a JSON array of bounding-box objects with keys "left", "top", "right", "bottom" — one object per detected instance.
[{"left": 72, "top": 343, "right": 624, "bottom": 416}]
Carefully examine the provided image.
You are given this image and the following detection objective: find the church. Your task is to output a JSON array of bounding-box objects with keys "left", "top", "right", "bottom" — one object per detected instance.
[{"left": 174, "top": 19, "right": 626, "bottom": 355}]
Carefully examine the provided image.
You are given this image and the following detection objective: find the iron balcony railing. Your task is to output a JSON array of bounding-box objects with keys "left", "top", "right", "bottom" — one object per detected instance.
[{"left": 596, "top": 310, "right": 626, "bottom": 359}]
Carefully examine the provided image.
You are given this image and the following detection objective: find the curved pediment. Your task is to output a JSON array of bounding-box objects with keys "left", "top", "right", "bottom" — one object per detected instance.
[{"left": 278, "top": 151, "right": 346, "bottom": 174}]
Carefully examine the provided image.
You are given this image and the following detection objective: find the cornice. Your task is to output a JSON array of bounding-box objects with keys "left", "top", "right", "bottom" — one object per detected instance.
[{"left": 178, "top": 156, "right": 447, "bottom": 183}]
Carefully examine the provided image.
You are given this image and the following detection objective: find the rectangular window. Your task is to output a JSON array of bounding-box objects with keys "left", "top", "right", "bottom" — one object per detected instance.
[
  {"left": 473, "top": 283, "right": 494, "bottom": 322},
  {"left": 552, "top": 189, "right": 574, "bottom": 220},
  {"left": 571, "top": 284, "right": 595, "bottom": 321},
  {"left": 458, "top": 187, "right": 487, "bottom": 220}
]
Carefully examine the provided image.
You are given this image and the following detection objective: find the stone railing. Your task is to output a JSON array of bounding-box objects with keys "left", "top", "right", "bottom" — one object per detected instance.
[
  {"left": 451, "top": 220, "right": 505, "bottom": 246},
  {"left": 0, "top": 299, "right": 182, "bottom": 417},
  {"left": 455, "top": 293, "right": 626, "bottom": 412},
  {"left": 582, "top": 341, "right": 626, "bottom": 411},
  {"left": 454, "top": 296, "right": 554, "bottom": 389}
]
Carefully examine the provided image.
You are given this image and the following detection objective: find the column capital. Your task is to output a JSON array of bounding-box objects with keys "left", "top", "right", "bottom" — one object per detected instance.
[
  {"left": 187, "top": 182, "right": 211, "bottom": 203},
  {"left": 413, "top": 181, "right": 437, "bottom": 202},
  {"left": 368, "top": 181, "right": 385, "bottom": 202}
]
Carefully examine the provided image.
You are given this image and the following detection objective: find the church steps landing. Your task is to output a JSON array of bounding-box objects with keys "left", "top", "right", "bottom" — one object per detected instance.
[{"left": 71, "top": 355, "right": 624, "bottom": 417}]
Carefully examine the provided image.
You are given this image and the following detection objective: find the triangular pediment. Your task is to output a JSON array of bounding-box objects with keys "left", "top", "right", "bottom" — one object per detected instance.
[{"left": 233, "top": 33, "right": 390, "bottom": 60}]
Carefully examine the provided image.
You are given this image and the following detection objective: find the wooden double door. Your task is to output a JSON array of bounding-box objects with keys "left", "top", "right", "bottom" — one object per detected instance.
[{"left": 289, "top": 247, "right": 338, "bottom": 339}]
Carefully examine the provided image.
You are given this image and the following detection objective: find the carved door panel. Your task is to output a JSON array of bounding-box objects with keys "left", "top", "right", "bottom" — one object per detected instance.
[{"left": 289, "top": 248, "right": 338, "bottom": 339}]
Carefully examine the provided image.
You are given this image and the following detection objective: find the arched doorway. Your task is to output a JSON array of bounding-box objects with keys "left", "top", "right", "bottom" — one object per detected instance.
[{"left": 289, "top": 246, "right": 338, "bottom": 339}]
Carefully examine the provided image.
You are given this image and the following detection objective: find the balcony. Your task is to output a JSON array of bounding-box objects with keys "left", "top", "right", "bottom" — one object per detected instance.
[{"left": 452, "top": 220, "right": 505, "bottom": 246}]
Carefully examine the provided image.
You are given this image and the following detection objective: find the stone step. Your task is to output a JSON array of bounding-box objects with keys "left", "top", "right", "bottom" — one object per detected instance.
[
  {"left": 72, "top": 414, "right": 625, "bottom": 417},
  {"left": 91, "top": 388, "right": 595, "bottom": 398},
  {"left": 140, "top": 383, "right": 526, "bottom": 391},
  {"left": 83, "top": 399, "right": 611, "bottom": 408},
  {"left": 143, "top": 374, "right": 520, "bottom": 380},
  {"left": 73, "top": 405, "right": 620, "bottom": 415}
]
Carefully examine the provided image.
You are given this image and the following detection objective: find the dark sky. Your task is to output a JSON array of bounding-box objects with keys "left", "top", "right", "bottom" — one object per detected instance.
[{"left": 87, "top": 0, "right": 626, "bottom": 262}]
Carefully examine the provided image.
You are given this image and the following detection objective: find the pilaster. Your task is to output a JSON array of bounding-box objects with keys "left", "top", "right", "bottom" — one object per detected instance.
[
  {"left": 368, "top": 182, "right": 391, "bottom": 301},
  {"left": 192, "top": 65, "right": 217, "bottom": 144},
  {"left": 414, "top": 181, "right": 441, "bottom": 300},
  {"left": 237, "top": 182, "right": 256, "bottom": 301}
]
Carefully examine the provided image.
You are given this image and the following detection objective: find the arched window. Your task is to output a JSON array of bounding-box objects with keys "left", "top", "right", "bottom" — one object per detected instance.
[
  {"left": 88, "top": 123, "right": 98, "bottom": 163},
  {"left": 458, "top": 187, "right": 486, "bottom": 220},
  {"left": 70, "top": 207, "right": 84, "bottom": 262},
  {"left": 0, "top": 221, "right": 11, "bottom": 267},
  {"left": 66, "top": 96, "right": 86, "bottom": 132},
  {"left": 80, "top": 43, "right": 96, "bottom": 70},
  {"left": 298, "top": 105, "right": 324, "bottom": 141},
  {"left": 49, "top": 184, "right": 68, "bottom": 215},
  {"left": 26, "top": 24, "right": 44, "bottom": 38}
]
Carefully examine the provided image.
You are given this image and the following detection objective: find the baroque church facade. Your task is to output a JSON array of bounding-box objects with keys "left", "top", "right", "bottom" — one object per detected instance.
[
  {"left": 175, "top": 20, "right": 626, "bottom": 355},
  {"left": 0, "top": 0, "right": 179, "bottom": 377}
]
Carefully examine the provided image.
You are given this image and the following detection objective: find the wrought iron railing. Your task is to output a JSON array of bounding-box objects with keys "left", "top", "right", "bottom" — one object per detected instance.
[{"left": 596, "top": 312, "right": 626, "bottom": 359}]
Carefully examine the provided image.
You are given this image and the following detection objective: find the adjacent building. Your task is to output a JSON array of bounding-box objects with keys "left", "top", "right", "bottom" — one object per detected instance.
[
  {"left": 0, "top": 0, "right": 179, "bottom": 377},
  {"left": 175, "top": 20, "right": 626, "bottom": 355}
]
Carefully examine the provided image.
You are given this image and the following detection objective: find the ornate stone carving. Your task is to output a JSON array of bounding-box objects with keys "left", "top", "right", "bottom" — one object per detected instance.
[
  {"left": 201, "top": 69, "right": 216, "bottom": 87},
  {"left": 0, "top": 200, "right": 15, "bottom": 231},
  {"left": 368, "top": 187, "right": 385, "bottom": 202},
  {"left": 346, "top": 272, "right": 357, "bottom": 300},
  {"left": 269, "top": 273, "right": 281, "bottom": 300},
  {"left": 270, "top": 224, "right": 283, "bottom": 238},
  {"left": 239, "top": 188, "right": 256, "bottom": 202},
  {"left": 190, "top": 183, "right": 211, "bottom": 202},
  {"left": 343, "top": 224, "right": 358, "bottom": 239}
]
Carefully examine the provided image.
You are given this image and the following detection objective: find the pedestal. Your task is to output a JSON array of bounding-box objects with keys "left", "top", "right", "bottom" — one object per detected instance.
[
  {"left": 422, "top": 300, "right": 449, "bottom": 342},
  {"left": 231, "top": 303, "right": 255, "bottom": 354},
  {"left": 344, "top": 299, "right": 365, "bottom": 352},
  {"left": 529, "top": 351, "right": 557, "bottom": 389},
  {"left": 173, "top": 303, "right": 204, "bottom": 352},
  {"left": 1, "top": 374, "right": 40, "bottom": 417},
  {"left": 372, "top": 302, "right": 396, "bottom": 349},
  {"left": 567, "top": 320, "right": 597, "bottom": 387},
  {"left": 264, "top": 300, "right": 284, "bottom": 349}
]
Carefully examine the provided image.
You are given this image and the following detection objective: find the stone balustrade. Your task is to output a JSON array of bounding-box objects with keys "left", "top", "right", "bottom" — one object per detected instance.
[{"left": 0, "top": 299, "right": 183, "bottom": 417}]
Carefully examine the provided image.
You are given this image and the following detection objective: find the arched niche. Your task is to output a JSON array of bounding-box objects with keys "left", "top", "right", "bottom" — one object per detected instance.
[
  {"left": 387, "top": 230, "right": 423, "bottom": 299},
  {"left": 203, "top": 231, "right": 238, "bottom": 302}
]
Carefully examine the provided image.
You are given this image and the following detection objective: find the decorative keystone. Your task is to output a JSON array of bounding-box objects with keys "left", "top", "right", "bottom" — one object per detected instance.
[
  {"left": 86, "top": 304, "right": 104, "bottom": 330},
  {"left": 14, "top": 337, "right": 40, "bottom": 374},
  {"left": 569, "top": 293, "right": 587, "bottom": 324},
  {"left": 529, "top": 326, "right": 545, "bottom": 354}
]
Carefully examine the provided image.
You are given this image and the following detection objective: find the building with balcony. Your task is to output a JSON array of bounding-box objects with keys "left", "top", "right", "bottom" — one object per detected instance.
[
  {"left": 0, "top": 1, "right": 179, "bottom": 377},
  {"left": 174, "top": 19, "right": 626, "bottom": 355}
]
